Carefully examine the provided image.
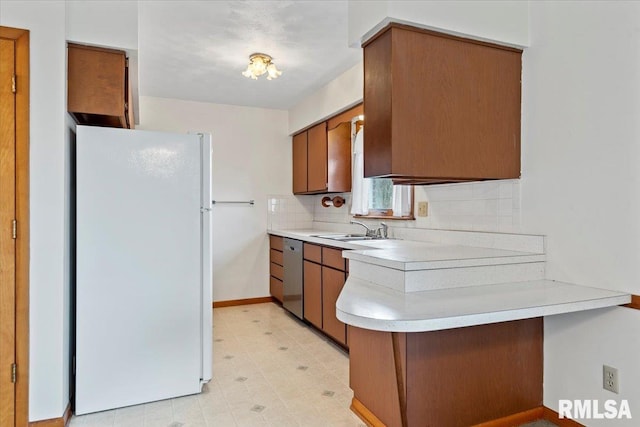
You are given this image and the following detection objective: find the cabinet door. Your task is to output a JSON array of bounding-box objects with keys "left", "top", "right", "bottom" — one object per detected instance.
[
  {"left": 322, "top": 266, "right": 347, "bottom": 345},
  {"left": 363, "top": 30, "right": 393, "bottom": 178},
  {"left": 292, "top": 132, "right": 308, "bottom": 194},
  {"left": 270, "top": 277, "right": 283, "bottom": 303},
  {"left": 68, "top": 43, "right": 130, "bottom": 128},
  {"left": 327, "top": 122, "right": 351, "bottom": 192},
  {"left": 363, "top": 26, "right": 521, "bottom": 180},
  {"left": 307, "top": 122, "right": 328, "bottom": 192},
  {"left": 391, "top": 28, "right": 521, "bottom": 179},
  {"left": 304, "top": 261, "right": 322, "bottom": 329}
]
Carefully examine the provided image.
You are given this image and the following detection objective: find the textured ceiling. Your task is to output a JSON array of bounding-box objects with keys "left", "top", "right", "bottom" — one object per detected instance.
[{"left": 139, "top": 1, "right": 362, "bottom": 110}]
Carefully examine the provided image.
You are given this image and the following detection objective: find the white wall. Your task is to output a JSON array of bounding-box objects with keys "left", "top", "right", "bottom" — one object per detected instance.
[
  {"left": 137, "top": 96, "right": 290, "bottom": 302},
  {"left": 288, "top": 61, "right": 363, "bottom": 135},
  {"left": 347, "top": 0, "right": 530, "bottom": 48},
  {"left": 0, "top": 1, "right": 69, "bottom": 421},
  {"left": 522, "top": 2, "right": 640, "bottom": 424},
  {"left": 65, "top": 0, "right": 137, "bottom": 50}
]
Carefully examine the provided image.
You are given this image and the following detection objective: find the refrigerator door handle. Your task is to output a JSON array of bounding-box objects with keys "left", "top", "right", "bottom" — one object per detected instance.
[{"left": 198, "top": 132, "right": 213, "bottom": 384}]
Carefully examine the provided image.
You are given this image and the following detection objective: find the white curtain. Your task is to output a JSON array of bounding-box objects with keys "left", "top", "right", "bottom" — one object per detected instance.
[
  {"left": 392, "top": 185, "right": 412, "bottom": 217},
  {"left": 350, "top": 128, "right": 370, "bottom": 215}
]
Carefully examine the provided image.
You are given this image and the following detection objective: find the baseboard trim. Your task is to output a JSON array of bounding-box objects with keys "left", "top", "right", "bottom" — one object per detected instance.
[
  {"left": 542, "top": 406, "right": 585, "bottom": 427},
  {"left": 30, "top": 402, "right": 72, "bottom": 427},
  {"left": 472, "top": 407, "right": 543, "bottom": 426},
  {"left": 212, "top": 296, "right": 274, "bottom": 308},
  {"left": 350, "top": 397, "right": 386, "bottom": 427},
  {"left": 351, "top": 401, "right": 586, "bottom": 427}
]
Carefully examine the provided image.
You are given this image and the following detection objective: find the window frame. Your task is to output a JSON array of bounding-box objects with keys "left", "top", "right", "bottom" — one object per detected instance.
[
  {"left": 353, "top": 184, "right": 416, "bottom": 221},
  {"left": 351, "top": 119, "right": 415, "bottom": 221}
]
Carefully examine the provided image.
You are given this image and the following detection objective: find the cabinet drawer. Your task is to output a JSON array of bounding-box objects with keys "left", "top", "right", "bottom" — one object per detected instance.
[
  {"left": 270, "top": 262, "right": 284, "bottom": 281},
  {"left": 270, "top": 249, "right": 283, "bottom": 266},
  {"left": 304, "top": 242, "right": 322, "bottom": 264},
  {"left": 269, "top": 235, "right": 283, "bottom": 251},
  {"left": 270, "top": 276, "right": 283, "bottom": 303},
  {"left": 323, "top": 247, "right": 345, "bottom": 271}
]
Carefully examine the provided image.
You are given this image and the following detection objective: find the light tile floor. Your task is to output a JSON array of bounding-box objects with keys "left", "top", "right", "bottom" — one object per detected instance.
[{"left": 70, "top": 303, "right": 366, "bottom": 426}]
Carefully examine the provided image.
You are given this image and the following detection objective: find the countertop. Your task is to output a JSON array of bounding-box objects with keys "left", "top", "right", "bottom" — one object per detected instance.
[
  {"left": 336, "top": 278, "right": 631, "bottom": 332},
  {"left": 268, "top": 229, "right": 545, "bottom": 271},
  {"left": 268, "top": 229, "right": 407, "bottom": 250},
  {"left": 269, "top": 229, "right": 630, "bottom": 333}
]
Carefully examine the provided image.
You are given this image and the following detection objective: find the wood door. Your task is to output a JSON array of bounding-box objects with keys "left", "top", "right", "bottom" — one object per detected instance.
[
  {"left": 0, "top": 36, "right": 17, "bottom": 427},
  {"left": 306, "top": 122, "right": 327, "bottom": 192},
  {"left": 303, "top": 261, "right": 322, "bottom": 329},
  {"left": 292, "top": 131, "right": 307, "bottom": 194},
  {"left": 322, "top": 266, "right": 346, "bottom": 345},
  {"left": 0, "top": 27, "right": 29, "bottom": 427}
]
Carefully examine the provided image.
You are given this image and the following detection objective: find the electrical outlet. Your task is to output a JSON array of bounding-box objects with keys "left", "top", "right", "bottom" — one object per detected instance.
[
  {"left": 603, "top": 365, "right": 619, "bottom": 393},
  {"left": 418, "top": 201, "right": 428, "bottom": 217}
]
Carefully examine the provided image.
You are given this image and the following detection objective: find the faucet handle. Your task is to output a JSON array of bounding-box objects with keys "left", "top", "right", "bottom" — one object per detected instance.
[{"left": 378, "top": 222, "right": 388, "bottom": 239}]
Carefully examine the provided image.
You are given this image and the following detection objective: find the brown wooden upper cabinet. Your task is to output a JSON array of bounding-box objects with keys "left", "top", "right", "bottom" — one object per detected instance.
[
  {"left": 68, "top": 43, "right": 134, "bottom": 129},
  {"left": 293, "top": 122, "right": 335, "bottom": 194},
  {"left": 292, "top": 104, "right": 362, "bottom": 195},
  {"left": 363, "top": 24, "right": 522, "bottom": 183}
]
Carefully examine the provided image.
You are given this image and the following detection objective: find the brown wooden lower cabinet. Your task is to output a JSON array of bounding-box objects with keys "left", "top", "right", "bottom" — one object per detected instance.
[
  {"left": 269, "top": 235, "right": 284, "bottom": 303},
  {"left": 269, "top": 276, "right": 283, "bottom": 303},
  {"left": 300, "top": 242, "right": 349, "bottom": 348},
  {"left": 349, "top": 319, "right": 543, "bottom": 427},
  {"left": 303, "top": 260, "right": 322, "bottom": 329},
  {"left": 269, "top": 237, "right": 349, "bottom": 347},
  {"left": 322, "top": 266, "right": 347, "bottom": 345}
]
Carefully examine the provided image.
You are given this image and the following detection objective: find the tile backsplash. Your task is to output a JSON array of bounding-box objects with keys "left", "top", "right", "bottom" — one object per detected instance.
[
  {"left": 313, "top": 193, "right": 353, "bottom": 224},
  {"left": 268, "top": 179, "right": 521, "bottom": 233},
  {"left": 411, "top": 179, "right": 521, "bottom": 233},
  {"left": 267, "top": 195, "right": 314, "bottom": 230}
]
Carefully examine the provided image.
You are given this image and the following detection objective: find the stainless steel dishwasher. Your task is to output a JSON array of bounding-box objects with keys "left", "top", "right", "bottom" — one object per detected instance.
[{"left": 282, "top": 238, "right": 303, "bottom": 319}]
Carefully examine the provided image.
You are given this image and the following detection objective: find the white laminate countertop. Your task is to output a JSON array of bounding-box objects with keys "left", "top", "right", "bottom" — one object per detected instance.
[
  {"left": 268, "top": 229, "right": 545, "bottom": 271},
  {"left": 268, "top": 229, "right": 404, "bottom": 250},
  {"left": 336, "top": 278, "right": 631, "bottom": 332}
]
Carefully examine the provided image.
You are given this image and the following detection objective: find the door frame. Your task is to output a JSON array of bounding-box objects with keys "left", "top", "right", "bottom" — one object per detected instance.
[{"left": 0, "top": 25, "right": 30, "bottom": 427}]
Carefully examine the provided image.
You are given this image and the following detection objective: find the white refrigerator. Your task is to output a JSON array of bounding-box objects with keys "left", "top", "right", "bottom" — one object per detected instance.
[{"left": 75, "top": 126, "right": 213, "bottom": 415}]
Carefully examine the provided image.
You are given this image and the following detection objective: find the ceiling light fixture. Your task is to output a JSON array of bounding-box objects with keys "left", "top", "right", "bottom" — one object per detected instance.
[{"left": 242, "top": 53, "right": 282, "bottom": 80}]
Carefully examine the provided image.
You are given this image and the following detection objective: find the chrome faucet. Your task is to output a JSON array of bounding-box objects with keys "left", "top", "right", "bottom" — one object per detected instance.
[
  {"left": 350, "top": 220, "right": 377, "bottom": 237},
  {"left": 350, "top": 220, "right": 389, "bottom": 239}
]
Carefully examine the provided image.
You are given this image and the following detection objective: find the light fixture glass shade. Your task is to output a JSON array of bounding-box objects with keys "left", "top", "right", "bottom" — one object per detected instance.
[
  {"left": 266, "top": 63, "right": 282, "bottom": 80},
  {"left": 242, "top": 53, "right": 282, "bottom": 80}
]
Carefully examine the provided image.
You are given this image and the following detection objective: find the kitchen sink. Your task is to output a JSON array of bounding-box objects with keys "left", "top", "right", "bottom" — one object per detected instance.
[{"left": 311, "top": 234, "right": 380, "bottom": 242}]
